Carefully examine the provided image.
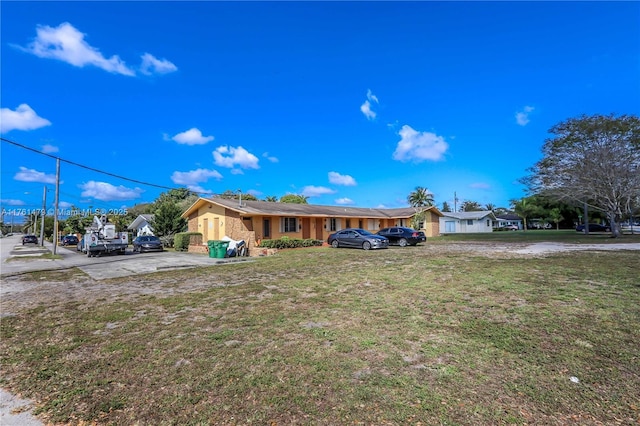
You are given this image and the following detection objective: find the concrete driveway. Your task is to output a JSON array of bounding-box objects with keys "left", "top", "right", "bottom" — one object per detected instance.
[{"left": 0, "top": 234, "right": 252, "bottom": 280}]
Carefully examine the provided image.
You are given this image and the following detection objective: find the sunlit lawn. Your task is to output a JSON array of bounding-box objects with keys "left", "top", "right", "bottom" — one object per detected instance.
[{"left": 1, "top": 243, "right": 639, "bottom": 425}]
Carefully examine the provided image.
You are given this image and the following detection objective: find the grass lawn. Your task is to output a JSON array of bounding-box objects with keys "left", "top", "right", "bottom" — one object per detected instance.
[{"left": 1, "top": 243, "right": 639, "bottom": 425}]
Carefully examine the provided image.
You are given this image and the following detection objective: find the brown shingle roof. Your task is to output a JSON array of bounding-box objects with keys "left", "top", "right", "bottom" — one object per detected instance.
[{"left": 183, "top": 197, "right": 442, "bottom": 219}]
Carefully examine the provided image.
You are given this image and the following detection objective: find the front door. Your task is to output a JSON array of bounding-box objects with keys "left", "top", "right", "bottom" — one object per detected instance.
[
  {"left": 315, "top": 218, "right": 323, "bottom": 240},
  {"left": 203, "top": 218, "right": 209, "bottom": 242},
  {"left": 263, "top": 219, "right": 271, "bottom": 239},
  {"left": 302, "top": 218, "right": 310, "bottom": 239}
]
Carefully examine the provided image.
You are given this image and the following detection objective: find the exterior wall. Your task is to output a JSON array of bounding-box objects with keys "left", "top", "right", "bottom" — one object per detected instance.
[
  {"left": 225, "top": 209, "right": 257, "bottom": 250},
  {"left": 188, "top": 212, "right": 198, "bottom": 232},
  {"left": 423, "top": 211, "right": 441, "bottom": 237},
  {"left": 194, "top": 203, "right": 226, "bottom": 241},
  {"left": 439, "top": 216, "right": 494, "bottom": 233}
]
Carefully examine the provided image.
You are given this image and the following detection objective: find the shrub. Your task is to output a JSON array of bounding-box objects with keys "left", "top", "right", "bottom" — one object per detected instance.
[
  {"left": 259, "top": 237, "right": 323, "bottom": 249},
  {"left": 174, "top": 232, "right": 202, "bottom": 251}
]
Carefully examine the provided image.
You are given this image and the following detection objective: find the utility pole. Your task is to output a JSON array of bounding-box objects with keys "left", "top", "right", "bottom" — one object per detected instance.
[
  {"left": 583, "top": 201, "right": 589, "bottom": 235},
  {"left": 40, "top": 185, "right": 46, "bottom": 246},
  {"left": 53, "top": 158, "right": 60, "bottom": 254}
]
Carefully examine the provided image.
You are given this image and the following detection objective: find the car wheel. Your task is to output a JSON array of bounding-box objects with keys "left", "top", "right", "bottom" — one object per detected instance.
[
  {"left": 362, "top": 241, "right": 371, "bottom": 250},
  {"left": 398, "top": 238, "right": 408, "bottom": 247},
  {"left": 331, "top": 240, "right": 339, "bottom": 248}
]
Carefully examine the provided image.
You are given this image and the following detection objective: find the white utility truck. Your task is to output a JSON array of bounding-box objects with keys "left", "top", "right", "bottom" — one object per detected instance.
[{"left": 80, "top": 215, "right": 128, "bottom": 257}]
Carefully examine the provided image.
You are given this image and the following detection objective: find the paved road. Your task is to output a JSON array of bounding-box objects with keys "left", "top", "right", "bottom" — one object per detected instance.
[{"left": 0, "top": 234, "right": 252, "bottom": 280}]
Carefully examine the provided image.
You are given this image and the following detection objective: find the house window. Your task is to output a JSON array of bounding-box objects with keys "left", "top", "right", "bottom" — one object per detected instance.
[
  {"left": 467, "top": 219, "right": 473, "bottom": 225},
  {"left": 282, "top": 217, "right": 297, "bottom": 233},
  {"left": 486, "top": 220, "right": 490, "bottom": 227},
  {"left": 329, "top": 218, "right": 337, "bottom": 231}
]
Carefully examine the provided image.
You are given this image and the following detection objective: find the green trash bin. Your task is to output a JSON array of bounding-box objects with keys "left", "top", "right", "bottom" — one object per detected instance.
[
  {"left": 207, "top": 240, "right": 220, "bottom": 258},
  {"left": 216, "top": 241, "right": 230, "bottom": 259}
]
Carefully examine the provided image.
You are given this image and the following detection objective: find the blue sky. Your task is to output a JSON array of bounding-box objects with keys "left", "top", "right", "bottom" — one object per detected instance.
[{"left": 2, "top": 1, "right": 639, "bottom": 222}]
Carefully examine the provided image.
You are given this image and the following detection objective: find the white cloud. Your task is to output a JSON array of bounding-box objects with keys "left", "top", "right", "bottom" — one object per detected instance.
[
  {"left": 58, "top": 201, "right": 73, "bottom": 209},
  {"left": 18, "top": 22, "right": 135, "bottom": 76},
  {"left": 301, "top": 185, "right": 336, "bottom": 197},
  {"left": 0, "top": 104, "right": 51, "bottom": 133},
  {"left": 366, "top": 89, "right": 378, "bottom": 104},
  {"left": 360, "top": 101, "right": 376, "bottom": 120},
  {"left": 335, "top": 197, "right": 354, "bottom": 205},
  {"left": 171, "top": 168, "right": 221, "bottom": 194},
  {"left": 263, "top": 152, "right": 279, "bottom": 163},
  {"left": 170, "top": 168, "right": 222, "bottom": 191},
  {"left": 14, "top": 167, "right": 57, "bottom": 184},
  {"left": 171, "top": 128, "right": 215, "bottom": 145},
  {"left": 41, "top": 144, "right": 59, "bottom": 153},
  {"left": 140, "top": 53, "right": 177, "bottom": 75},
  {"left": 0, "top": 199, "right": 25, "bottom": 206},
  {"left": 184, "top": 185, "right": 212, "bottom": 194},
  {"left": 79, "top": 181, "right": 143, "bottom": 201},
  {"left": 360, "top": 89, "right": 379, "bottom": 120},
  {"left": 515, "top": 105, "right": 535, "bottom": 126},
  {"left": 328, "top": 171, "right": 357, "bottom": 186},
  {"left": 230, "top": 169, "right": 244, "bottom": 175},
  {"left": 470, "top": 182, "right": 491, "bottom": 189},
  {"left": 213, "top": 146, "right": 260, "bottom": 169},
  {"left": 247, "top": 189, "right": 262, "bottom": 197},
  {"left": 392, "top": 125, "right": 449, "bottom": 162}
]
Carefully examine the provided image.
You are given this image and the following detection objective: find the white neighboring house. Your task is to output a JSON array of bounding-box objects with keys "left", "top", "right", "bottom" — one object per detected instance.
[
  {"left": 494, "top": 214, "right": 524, "bottom": 230},
  {"left": 439, "top": 211, "right": 497, "bottom": 234},
  {"left": 127, "top": 214, "right": 155, "bottom": 236}
]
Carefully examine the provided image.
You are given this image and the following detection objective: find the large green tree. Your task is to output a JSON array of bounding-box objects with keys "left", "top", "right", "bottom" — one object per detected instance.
[
  {"left": 460, "top": 200, "right": 482, "bottom": 212},
  {"left": 524, "top": 114, "right": 640, "bottom": 237},
  {"left": 217, "top": 190, "right": 258, "bottom": 201},
  {"left": 407, "top": 187, "right": 435, "bottom": 207},
  {"left": 280, "top": 194, "right": 308, "bottom": 204},
  {"left": 150, "top": 202, "right": 186, "bottom": 239},
  {"left": 512, "top": 197, "right": 543, "bottom": 231}
]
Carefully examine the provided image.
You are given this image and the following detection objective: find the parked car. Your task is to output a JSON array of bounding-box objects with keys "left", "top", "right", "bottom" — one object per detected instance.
[
  {"left": 328, "top": 228, "right": 389, "bottom": 250},
  {"left": 61, "top": 235, "right": 79, "bottom": 246},
  {"left": 576, "top": 223, "right": 611, "bottom": 233},
  {"left": 501, "top": 224, "right": 519, "bottom": 231},
  {"left": 132, "top": 235, "right": 163, "bottom": 253},
  {"left": 377, "top": 227, "right": 426, "bottom": 246},
  {"left": 22, "top": 235, "right": 38, "bottom": 245}
]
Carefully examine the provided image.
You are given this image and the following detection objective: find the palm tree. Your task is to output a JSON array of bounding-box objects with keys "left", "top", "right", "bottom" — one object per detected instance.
[
  {"left": 264, "top": 196, "right": 278, "bottom": 202},
  {"left": 485, "top": 203, "right": 496, "bottom": 211},
  {"left": 407, "top": 187, "right": 435, "bottom": 207},
  {"left": 512, "top": 197, "right": 540, "bottom": 231},
  {"left": 547, "top": 207, "right": 564, "bottom": 230},
  {"left": 460, "top": 200, "right": 482, "bottom": 212}
]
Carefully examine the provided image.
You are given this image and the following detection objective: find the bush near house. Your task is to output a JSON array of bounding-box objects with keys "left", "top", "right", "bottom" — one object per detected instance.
[
  {"left": 259, "top": 237, "right": 323, "bottom": 249},
  {"left": 174, "top": 232, "right": 203, "bottom": 251}
]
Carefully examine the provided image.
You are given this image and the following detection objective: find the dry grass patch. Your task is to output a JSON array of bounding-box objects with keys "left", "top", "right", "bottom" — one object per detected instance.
[{"left": 1, "top": 245, "right": 639, "bottom": 425}]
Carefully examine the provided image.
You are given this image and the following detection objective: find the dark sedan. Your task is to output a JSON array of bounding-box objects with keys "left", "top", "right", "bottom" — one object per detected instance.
[
  {"left": 22, "top": 234, "right": 38, "bottom": 245},
  {"left": 576, "top": 223, "right": 611, "bottom": 233},
  {"left": 377, "top": 227, "right": 426, "bottom": 247},
  {"left": 61, "top": 235, "right": 79, "bottom": 246},
  {"left": 132, "top": 235, "right": 163, "bottom": 253},
  {"left": 328, "top": 228, "right": 389, "bottom": 250}
]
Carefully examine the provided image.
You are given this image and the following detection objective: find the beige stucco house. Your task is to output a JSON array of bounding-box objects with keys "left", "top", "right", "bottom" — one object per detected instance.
[{"left": 181, "top": 197, "right": 442, "bottom": 254}]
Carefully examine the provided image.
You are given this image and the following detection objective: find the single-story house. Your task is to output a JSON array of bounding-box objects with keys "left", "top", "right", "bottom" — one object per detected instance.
[
  {"left": 127, "top": 214, "right": 155, "bottom": 236},
  {"left": 181, "top": 197, "right": 443, "bottom": 254},
  {"left": 494, "top": 214, "right": 523, "bottom": 230},
  {"left": 439, "top": 211, "right": 497, "bottom": 233}
]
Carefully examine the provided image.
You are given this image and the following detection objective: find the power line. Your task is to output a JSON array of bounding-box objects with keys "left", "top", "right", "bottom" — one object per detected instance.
[{"left": 2, "top": 137, "right": 178, "bottom": 191}]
